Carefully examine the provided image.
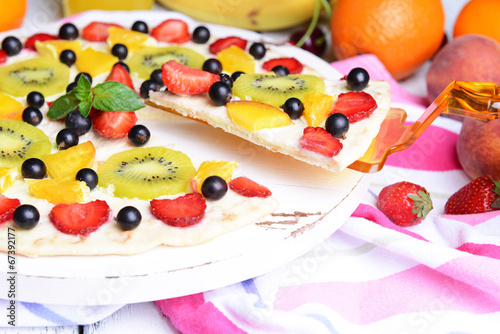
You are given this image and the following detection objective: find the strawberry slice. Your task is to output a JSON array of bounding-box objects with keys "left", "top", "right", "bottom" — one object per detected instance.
[
  {"left": 92, "top": 110, "right": 138, "bottom": 138},
  {"left": 82, "top": 21, "right": 123, "bottom": 42},
  {"left": 262, "top": 57, "right": 304, "bottom": 74},
  {"left": 0, "top": 50, "right": 7, "bottom": 65},
  {"left": 49, "top": 200, "right": 110, "bottom": 236},
  {"left": 299, "top": 126, "right": 343, "bottom": 157},
  {"left": 151, "top": 19, "right": 190, "bottom": 44},
  {"left": 150, "top": 193, "right": 207, "bottom": 227},
  {"left": 106, "top": 63, "right": 135, "bottom": 90},
  {"left": 209, "top": 36, "right": 247, "bottom": 54},
  {"left": 161, "top": 60, "right": 219, "bottom": 95},
  {"left": 24, "top": 33, "right": 59, "bottom": 50},
  {"left": 0, "top": 195, "right": 21, "bottom": 224},
  {"left": 229, "top": 177, "right": 272, "bottom": 198},
  {"left": 332, "top": 91, "right": 377, "bottom": 123}
]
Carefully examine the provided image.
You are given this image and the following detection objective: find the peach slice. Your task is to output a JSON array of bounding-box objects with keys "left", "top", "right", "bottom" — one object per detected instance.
[
  {"left": 217, "top": 45, "right": 255, "bottom": 74},
  {"left": 35, "top": 39, "right": 83, "bottom": 58},
  {"left": 302, "top": 91, "right": 335, "bottom": 127},
  {"left": 75, "top": 47, "right": 117, "bottom": 77},
  {"left": 191, "top": 160, "right": 239, "bottom": 193},
  {"left": 0, "top": 92, "right": 23, "bottom": 120},
  {"left": 26, "top": 179, "right": 89, "bottom": 204},
  {"left": 227, "top": 100, "right": 293, "bottom": 132},
  {"left": 107, "top": 27, "right": 153, "bottom": 52},
  {"left": 43, "top": 141, "right": 95, "bottom": 181}
]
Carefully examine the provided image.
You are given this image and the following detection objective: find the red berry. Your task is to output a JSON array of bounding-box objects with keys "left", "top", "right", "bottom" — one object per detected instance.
[
  {"left": 0, "top": 50, "right": 7, "bottom": 65},
  {"left": 161, "top": 60, "right": 219, "bottom": 95},
  {"left": 24, "top": 33, "right": 59, "bottom": 50},
  {"left": 332, "top": 91, "right": 377, "bottom": 123},
  {"left": 262, "top": 57, "right": 304, "bottom": 74},
  {"left": 445, "top": 176, "right": 500, "bottom": 215},
  {"left": 82, "top": 21, "right": 123, "bottom": 42},
  {"left": 229, "top": 177, "right": 272, "bottom": 198},
  {"left": 0, "top": 195, "right": 21, "bottom": 224},
  {"left": 209, "top": 36, "right": 247, "bottom": 54},
  {"left": 150, "top": 193, "right": 207, "bottom": 227},
  {"left": 299, "top": 126, "right": 343, "bottom": 158},
  {"left": 106, "top": 63, "right": 135, "bottom": 90},
  {"left": 151, "top": 19, "right": 190, "bottom": 44},
  {"left": 92, "top": 110, "right": 138, "bottom": 138},
  {"left": 49, "top": 200, "right": 110, "bottom": 236}
]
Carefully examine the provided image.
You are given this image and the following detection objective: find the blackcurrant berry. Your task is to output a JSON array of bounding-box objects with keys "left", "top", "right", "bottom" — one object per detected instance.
[
  {"left": 192, "top": 26, "right": 210, "bottom": 44},
  {"left": 59, "top": 49, "right": 77, "bottom": 66},
  {"left": 65, "top": 109, "right": 92, "bottom": 136},
  {"left": 59, "top": 23, "right": 79, "bottom": 40},
  {"left": 21, "top": 158, "right": 46, "bottom": 179},
  {"left": 1, "top": 36, "right": 22, "bottom": 56},
  {"left": 22, "top": 106, "right": 43, "bottom": 126},
  {"left": 13, "top": 204, "right": 40, "bottom": 230},
  {"left": 76, "top": 168, "right": 99, "bottom": 190},
  {"left": 56, "top": 128, "right": 79, "bottom": 150},
  {"left": 150, "top": 69, "right": 164, "bottom": 87},
  {"left": 139, "top": 80, "right": 158, "bottom": 98},
  {"left": 346, "top": 67, "right": 370, "bottom": 91},
  {"left": 128, "top": 124, "right": 151, "bottom": 147},
  {"left": 325, "top": 113, "right": 350, "bottom": 139},
  {"left": 75, "top": 72, "right": 93, "bottom": 84},
  {"left": 66, "top": 81, "right": 78, "bottom": 93},
  {"left": 116, "top": 206, "right": 142, "bottom": 230},
  {"left": 26, "top": 91, "right": 45, "bottom": 109},
  {"left": 208, "top": 82, "right": 232, "bottom": 106},
  {"left": 231, "top": 71, "right": 245, "bottom": 82},
  {"left": 131, "top": 21, "right": 148, "bottom": 34},
  {"left": 202, "top": 58, "right": 222, "bottom": 74},
  {"left": 111, "top": 43, "right": 128, "bottom": 60},
  {"left": 219, "top": 73, "right": 233, "bottom": 88},
  {"left": 272, "top": 65, "right": 289, "bottom": 76},
  {"left": 201, "top": 175, "right": 228, "bottom": 200},
  {"left": 249, "top": 42, "right": 266, "bottom": 60},
  {"left": 282, "top": 97, "right": 304, "bottom": 120}
]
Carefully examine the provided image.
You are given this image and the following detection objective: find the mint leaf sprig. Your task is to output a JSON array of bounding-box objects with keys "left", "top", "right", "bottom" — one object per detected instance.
[{"left": 47, "top": 75, "right": 145, "bottom": 120}]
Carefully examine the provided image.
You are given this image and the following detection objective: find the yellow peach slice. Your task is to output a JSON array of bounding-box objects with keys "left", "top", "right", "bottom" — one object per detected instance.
[
  {"left": 75, "top": 47, "right": 117, "bottom": 77},
  {"left": 0, "top": 92, "right": 23, "bottom": 120},
  {"left": 302, "top": 91, "right": 335, "bottom": 127},
  {"left": 217, "top": 45, "right": 255, "bottom": 74},
  {"left": 43, "top": 141, "right": 96, "bottom": 181},
  {"left": 26, "top": 179, "right": 89, "bottom": 204},
  {"left": 191, "top": 160, "right": 239, "bottom": 193},
  {"left": 0, "top": 167, "right": 18, "bottom": 193},
  {"left": 35, "top": 40, "right": 83, "bottom": 58},
  {"left": 227, "top": 100, "right": 293, "bottom": 132},
  {"left": 107, "top": 27, "right": 153, "bottom": 52}
]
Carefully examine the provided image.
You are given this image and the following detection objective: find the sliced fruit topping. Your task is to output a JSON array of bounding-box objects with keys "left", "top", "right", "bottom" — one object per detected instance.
[
  {"left": 92, "top": 110, "right": 138, "bottom": 138},
  {"left": 25, "top": 33, "right": 59, "bottom": 50},
  {"left": 209, "top": 36, "right": 247, "bottom": 54},
  {"left": 302, "top": 91, "right": 334, "bottom": 127},
  {"left": 191, "top": 160, "right": 239, "bottom": 193},
  {"left": 0, "top": 120, "right": 51, "bottom": 169},
  {"left": 150, "top": 192, "right": 206, "bottom": 227},
  {"left": 34, "top": 39, "right": 82, "bottom": 58},
  {"left": 106, "top": 63, "right": 135, "bottom": 90},
  {"left": 0, "top": 56, "right": 70, "bottom": 97},
  {"left": 227, "top": 100, "right": 293, "bottom": 132},
  {"left": 27, "top": 179, "right": 90, "bottom": 204},
  {"left": 0, "top": 194, "right": 20, "bottom": 223},
  {"left": 0, "top": 92, "right": 23, "bottom": 120},
  {"left": 217, "top": 45, "right": 255, "bottom": 74},
  {"left": 229, "top": 176, "right": 272, "bottom": 198},
  {"left": 127, "top": 46, "right": 205, "bottom": 79},
  {"left": 299, "top": 126, "right": 343, "bottom": 158},
  {"left": 332, "top": 91, "right": 377, "bottom": 123},
  {"left": 0, "top": 50, "right": 6, "bottom": 65},
  {"left": 0, "top": 167, "right": 18, "bottom": 193},
  {"left": 107, "top": 27, "right": 151, "bottom": 52},
  {"left": 82, "top": 22, "right": 123, "bottom": 42},
  {"left": 43, "top": 141, "right": 96, "bottom": 181},
  {"left": 151, "top": 19, "right": 190, "bottom": 44},
  {"left": 232, "top": 73, "right": 325, "bottom": 108},
  {"left": 75, "top": 47, "right": 117, "bottom": 78},
  {"left": 262, "top": 57, "right": 304, "bottom": 74},
  {"left": 49, "top": 200, "right": 110, "bottom": 236},
  {"left": 97, "top": 146, "right": 196, "bottom": 200},
  {"left": 161, "top": 60, "right": 219, "bottom": 95}
]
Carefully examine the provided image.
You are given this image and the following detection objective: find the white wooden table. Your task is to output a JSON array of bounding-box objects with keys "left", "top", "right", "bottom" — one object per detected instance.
[{"left": 4, "top": 0, "right": 467, "bottom": 332}]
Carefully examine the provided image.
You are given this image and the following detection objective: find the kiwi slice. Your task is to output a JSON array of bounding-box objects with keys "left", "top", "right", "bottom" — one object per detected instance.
[
  {"left": 127, "top": 46, "right": 205, "bottom": 79},
  {"left": 0, "top": 120, "right": 51, "bottom": 168},
  {"left": 232, "top": 73, "right": 326, "bottom": 108},
  {"left": 97, "top": 146, "right": 196, "bottom": 200},
  {"left": 0, "top": 57, "right": 70, "bottom": 97}
]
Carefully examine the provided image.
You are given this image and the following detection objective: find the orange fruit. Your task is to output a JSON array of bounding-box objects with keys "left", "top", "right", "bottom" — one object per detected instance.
[
  {"left": 0, "top": 0, "right": 26, "bottom": 32},
  {"left": 454, "top": 0, "right": 500, "bottom": 43},
  {"left": 330, "top": 0, "right": 445, "bottom": 80}
]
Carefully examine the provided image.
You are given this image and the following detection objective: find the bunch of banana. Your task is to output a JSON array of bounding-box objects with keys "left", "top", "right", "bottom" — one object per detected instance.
[{"left": 157, "top": 0, "right": 317, "bottom": 31}]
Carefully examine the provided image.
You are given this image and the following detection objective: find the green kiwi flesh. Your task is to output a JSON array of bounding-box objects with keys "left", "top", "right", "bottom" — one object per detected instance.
[
  {"left": 232, "top": 73, "right": 326, "bottom": 108},
  {"left": 0, "top": 120, "right": 52, "bottom": 168},
  {"left": 97, "top": 146, "right": 196, "bottom": 200},
  {"left": 0, "top": 57, "right": 70, "bottom": 97},
  {"left": 127, "top": 46, "right": 205, "bottom": 79}
]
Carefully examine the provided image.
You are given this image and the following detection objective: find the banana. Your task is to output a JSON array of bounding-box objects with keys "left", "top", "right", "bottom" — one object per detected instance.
[{"left": 157, "top": 0, "right": 317, "bottom": 31}]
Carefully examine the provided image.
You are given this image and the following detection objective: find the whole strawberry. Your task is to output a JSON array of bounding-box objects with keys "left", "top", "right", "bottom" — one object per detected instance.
[
  {"left": 376, "top": 181, "right": 433, "bottom": 227},
  {"left": 444, "top": 176, "right": 500, "bottom": 215}
]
